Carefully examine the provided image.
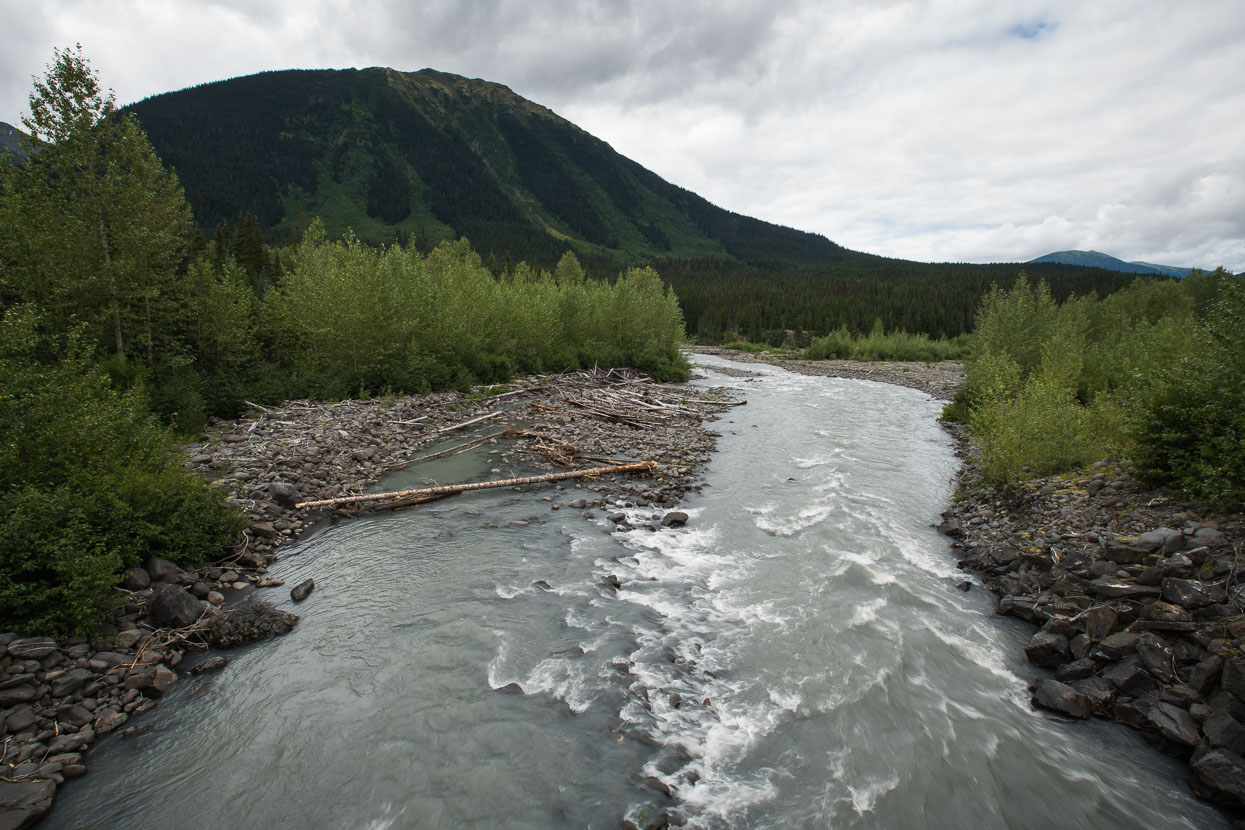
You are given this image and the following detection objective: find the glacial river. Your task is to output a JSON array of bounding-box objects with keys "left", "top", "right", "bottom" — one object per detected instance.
[{"left": 44, "top": 354, "right": 1226, "bottom": 829}]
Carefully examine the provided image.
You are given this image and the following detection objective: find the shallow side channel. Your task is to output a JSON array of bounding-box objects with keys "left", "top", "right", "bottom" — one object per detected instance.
[{"left": 43, "top": 356, "right": 1227, "bottom": 829}]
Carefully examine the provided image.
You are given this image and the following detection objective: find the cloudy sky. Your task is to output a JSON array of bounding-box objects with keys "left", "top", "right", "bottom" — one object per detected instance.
[{"left": 2, "top": 0, "right": 1243, "bottom": 271}]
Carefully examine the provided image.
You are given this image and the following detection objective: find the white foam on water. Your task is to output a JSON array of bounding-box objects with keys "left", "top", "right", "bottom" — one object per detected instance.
[
  {"left": 360, "top": 802, "right": 404, "bottom": 830},
  {"left": 848, "top": 772, "right": 901, "bottom": 815},
  {"left": 849, "top": 597, "right": 889, "bottom": 628}
]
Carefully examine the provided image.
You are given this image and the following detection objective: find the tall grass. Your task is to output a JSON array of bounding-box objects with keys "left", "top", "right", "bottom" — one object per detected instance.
[{"left": 804, "top": 322, "right": 968, "bottom": 362}]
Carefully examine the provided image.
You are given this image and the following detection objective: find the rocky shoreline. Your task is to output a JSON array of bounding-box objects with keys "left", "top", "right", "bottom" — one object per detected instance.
[
  {"left": 0, "top": 368, "right": 740, "bottom": 829},
  {"left": 708, "top": 347, "right": 1245, "bottom": 823}
]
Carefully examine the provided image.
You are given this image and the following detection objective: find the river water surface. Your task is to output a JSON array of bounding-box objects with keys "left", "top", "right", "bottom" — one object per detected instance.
[{"left": 45, "top": 355, "right": 1225, "bottom": 829}]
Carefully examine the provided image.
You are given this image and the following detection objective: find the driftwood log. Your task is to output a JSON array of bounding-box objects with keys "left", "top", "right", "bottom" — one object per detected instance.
[{"left": 294, "top": 461, "right": 658, "bottom": 510}]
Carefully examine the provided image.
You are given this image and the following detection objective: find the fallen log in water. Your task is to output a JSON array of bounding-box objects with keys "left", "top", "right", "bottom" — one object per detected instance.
[{"left": 293, "top": 461, "right": 658, "bottom": 510}]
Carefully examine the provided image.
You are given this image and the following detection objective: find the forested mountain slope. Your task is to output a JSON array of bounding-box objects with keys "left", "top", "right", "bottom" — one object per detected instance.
[{"left": 122, "top": 68, "right": 849, "bottom": 266}]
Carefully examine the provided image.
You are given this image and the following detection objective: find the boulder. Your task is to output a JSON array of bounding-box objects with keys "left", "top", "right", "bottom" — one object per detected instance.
[
  {"left": 190, "top": 656, "right": 229, "bottom": 675},
  {"left": 1134, "top": 634, "right": 1178, "bottom": 685},
  {"left": 0, "top": 779, "right": 56, "bottom": 830},
  {"left": 49, "top": 668, "right": 93, "bottom": 699},
  {"left": 1031, "top": 679, "right": 1093, "bottom": 718},
  {"left": 1161, "top": 578, "right": 1216, "bottom": 610},
  {"left": 1088, "top": 579, "right": 1159, "bottom": 600},
  {"left": 1146, "top": 702, "right": 1200, "bottom": 747},
  {"left": 290, "top": 579, "right": 315, "bottom": 602},
  {"left": 1204, "top": 711, "right": 1245, "bottom": 756},
  {"left": 0, "top": 686, "right": 37, "bottom": 707},
  {"left": 202, "top": 601, "right": 298, "bottom": 649},
  {"left": 147, "top": 584, "right": 206, "bottom": 629},
  {"left": 5, "top": 637, "right": 57, "bottom": 660},
  {"left": 121, "top": 567, "right": 151, "bottom": 591},
  {"left": 1102, "top": 541, "right": 1152, "bottom": 565},
  {"left": 1080, "top": 606, "right": 1117, "bottom": 642},
  {"left": 661, "top": 511, "right": 689, "bottom": 528},
  {"left": 1137, "top": 527, "right": 1185, "bottom": 555},
  {"left": 145, "top": 556, "right": 187, "bottom": 583},
  {"left": 1092, "top": 632, "right": 1140, "bottom": 661},
  {"left": 1191, "top": 749, "right": 1245, "bottom": 807},
  {"left": 93, "top": 710, "right": 127, "bottom": 735},
  {"left": 1223, "top": 660, "right": 1245, "bottom": 700},
  {"left": 1103, "top": 657, "right": 1157, "bottom": 696},
  {"left": 1054, "top": 658, "right": 1097, "bottom": 683},
  {"left": 267, "top": 482, "right": 302, "bottom": 507},
  {"left": 1025, "top": 631, "right": 1072, "bottom": 668}
]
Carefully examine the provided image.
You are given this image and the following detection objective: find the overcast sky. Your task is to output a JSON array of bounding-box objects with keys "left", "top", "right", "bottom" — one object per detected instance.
[{"left": 2, "top": 0, "right": 1242, "bottom": 271}]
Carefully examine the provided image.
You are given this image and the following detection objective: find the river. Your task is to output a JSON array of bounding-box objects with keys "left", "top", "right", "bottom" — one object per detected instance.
[{"left": 43, "top": 354, "right": 1226, "bottom": 829}]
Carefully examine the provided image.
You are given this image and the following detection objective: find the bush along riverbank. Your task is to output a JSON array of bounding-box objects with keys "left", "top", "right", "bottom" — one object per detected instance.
[
  {"left": 940, "top": 451, "right": 1245, "bottom": 819},
  {"left": 0, "top": 368, "right": 739, "bottom": 828}
]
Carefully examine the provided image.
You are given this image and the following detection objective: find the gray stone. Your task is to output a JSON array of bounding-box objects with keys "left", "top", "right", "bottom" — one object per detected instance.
[
  {"left": 93, "top": 710, "right": 127, "bottom": 735},
  {"left": 0, "top": 686, "right": 37, "bottom": 707},
  {"left": 1134, "top": 633, "right": 1178, "bottom": 684},
  {"left": 190, "top": 656, "right": 229, "bottom": 675},
  {"left": 1081, "top": 606, "right": 1117, "bottom": 641},
  {"left": 113, "top": 629, "right": 144, "bottom": 650},
  {"left": 661, "top": 511, "right": 689, "bottom": 528},
  {"left": 1101, "top": 541, "right": 1152, "bottom": 565},
  {"left": 1092, "top": 632, "right": 1140, "bottom": 661},
  {"left": 145, "top": 556, "right": 187, "bottom": 583},
  {"left": 1192, "top": 527, "right": 1228, "bottom": 549},
  {"left": 268, "top": 483, "right": 301, "bottom": 507},
  {"left": 290, "top": 579, "right": 315, "bottom": 602},
  {"left": 122, "top": 567, "right": 151, "bottom": 591},
  {"left": 1089, "top": 579, "right": 1159, "bottom": 599},
  {"left": 1147, "top": 702, "right": 1200, "bottom": 747},
  {"left": 1054, "top": 658, "right": 1097, "bottom": 683},
  {"left": 148, "top": 665, "right": 177, "bottom": 697},
  {"left": 252, "top": 521, "right": 278, "bottom": 537},
  {"left": 0, "top": 779, "right": 56, "bottom": 830},
  {"left": 147, "top": 584, "right": 206, "bottom": 628},
  {"left": 46, "top": 727, "right": 92, "bottom": 754},
  {"left": 49, "top": 668, "right": 93, "bottom": 699},
  {"left": 1204, "top": 711, "right": 1245, "bottom": 755},
  {"left": 1223, "top": 660, "right": 1245, "bottom": 700},
  {"left": 1192, "top": 749, "right": 1245, "bottom": 807},
  {"left": 1025, "top": 631, "right": 1071, "bottom": 668},
  {"left": 5, "top": 637, "right": 57, "bottom": 660},
  {"left": 1031, "top": 679, "right": 1093, "bottom": 718},
  {"left": 1103, "top": 657, "right": 1157, "bottom": 696},
  {"left": 56, "top": 705, "right": 93, "bottom": 728},
  {"left": 1161, "top": 578, "right": 1215, "bottom": 610},
  {"left": 1138, "top": 527, "right": 1185, "bottom": 555},
  {"left": 3, "top": 707, "right": 36, "bottom": 735}
]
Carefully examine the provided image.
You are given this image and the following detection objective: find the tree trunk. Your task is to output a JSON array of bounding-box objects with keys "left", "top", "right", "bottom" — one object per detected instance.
[{"left": 97, "top": 209, "right": 123, "bottom": 360}]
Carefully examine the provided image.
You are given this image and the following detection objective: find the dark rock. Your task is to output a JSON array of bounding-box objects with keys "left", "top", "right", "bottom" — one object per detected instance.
[
  {"left": 147, "top": 584, "right": 206, "bottom": 628},
  {"left": 190, "top": 656, "right": 229, "bottom": 675},
  {"left": 937, "top": 517, "right": 962, "bottom": 535},
  {"left": 1147, "top": 702, "right": 1200, "bottom": 747},
  {"left": 1073, "top": 676, "right": 1116, "bottom": 712},
  {"left": 93, "top": 710, "right": 127, "bottom": 735},
  {"left": 1055, "top": 658, "right": 1098, "bottom": 683},
  {"left": 290, "top": 579, "right": 315, "bottom": 602},
  {"left": 1025, "top": 631, "right": 1072, "bottom": 668},
  {"left": 661, "top": 511, "right": 689, "bottom": 528},
  {"left": 1134, "top": 634, "right": 1178, "bottom": 684},
  {"left": 49, "top": 668, "right": 93, "bottom": 699},
  {"left": 1204, "top": 711, "right": 1245, "bottom": 756},
  {"left": 4, "top": 706, "right": 37, "bottom": 735},
  {"left": 202, "top": 600, "right": 298, "bottom": 649},
  {"left": 1088, "top": 579, "right": 1159, "bottom": 599},
  {"left": 1081, "top": 606, "right": 1117, "bottom": 641},
  {"left": 1192, "top": 527, "right": 1228, "bottom": 549},
  {"left": 493, "top": 682, "right": 524, "bottom": 694},
  {"left": 1102, "top": 541, "right": 1152, "bottom": 564},
  {"left": 608, "top": 512, "right": 627, "bottom": 524},
  {"left": 0, "top": 779, "right": 56, "bottom": 829},
  {"left": 1140, "top": 600, "right": 1192, "bottom": 625},
  {"left": 1114, "top": 695, "right": 1158, "bottom": 728},
  {"left": 1093, "top": 632, "right": 1140, "bottom": 662},
  {"left": 46, "top": 728, "right": 91, "bottom": 754},
  {"left": 1161, "top": 578, "right": 1216, "bottom": 610},
  {"left": 1031, "top": 679, "right": 1093, "bottom": 718},
  {"left": 645, "top": 776, "right": 673, "bottom": 798},
  {"left": 6, "top": 637, "right": 57, "bottom": 660},
  {"left": 1138, "top": 527, "right": 1184, "bottom": 554},
  {"left": 56, "top": 705, "right": 92, "bottom": 728},
  {"left": 1043, "top": 616, "right": 1079, "bottom": 638},
  {"left": 0, "top": 686, "right": 37, "bottom": 707},
  {"left": 145, "top": 556, "right": 186, "bottom": 583},
  {"left": 122, "top": 567, "right": 151, "bottom": 591},
  {"left": 252, "top": 521, "right": 278, "bottom": 537},
  {"left": 1191, "top": 749, "right": 1245, "bottom": 807},
  {"left": 1103, "top": 657, "right": 1157, "bottom": 696},
  {"left": 955, "top": 580, "right": 972, "bottom": 592},
  {"left": 1222, "top": 660, "right": 1245, "bottom": 700}
]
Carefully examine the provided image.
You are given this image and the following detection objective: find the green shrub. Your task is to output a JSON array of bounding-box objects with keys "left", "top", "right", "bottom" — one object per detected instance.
[
  {"left": 721, "top": 340, "right": 768, "bottom": 352},
  {"left": 0, "top": 309, "right": 246, "bottom": 635}
]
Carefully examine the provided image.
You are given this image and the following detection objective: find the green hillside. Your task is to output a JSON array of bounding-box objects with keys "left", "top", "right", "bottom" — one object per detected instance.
[{"left": 123, "top": 68, "right": 847, "bottom": 265}]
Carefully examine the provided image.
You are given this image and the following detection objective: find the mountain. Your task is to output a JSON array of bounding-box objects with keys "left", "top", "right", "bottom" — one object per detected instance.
[
  {"left": 0, "top": 121, "right": 32, "bottom": 163},
  {"left": 1029, "top": 250, "right": 1200, "bottom": 278},
  {"left": 121, "top": 68, "right": 850, "bottom": 265}
]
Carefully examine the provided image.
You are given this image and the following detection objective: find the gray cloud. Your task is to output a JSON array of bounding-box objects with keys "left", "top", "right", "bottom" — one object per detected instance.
[{"left": 2, "top": 0, "right": 1242, "bottom": 270}]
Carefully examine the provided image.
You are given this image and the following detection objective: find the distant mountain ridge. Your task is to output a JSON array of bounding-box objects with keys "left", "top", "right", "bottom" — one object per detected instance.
[
  {"left": 0, "top": 121, "right": 31, "bottom": 163},
  {"left": 117, "top": 67, "right": 850, "bottom": 265},
  {"left": 1029, "top": 250, "right": 1202, "bottom": 278}
]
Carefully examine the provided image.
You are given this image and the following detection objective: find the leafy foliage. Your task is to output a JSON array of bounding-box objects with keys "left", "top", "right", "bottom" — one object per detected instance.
[{"left": 0, "top": 308, "right": 246, "bottom": 635}]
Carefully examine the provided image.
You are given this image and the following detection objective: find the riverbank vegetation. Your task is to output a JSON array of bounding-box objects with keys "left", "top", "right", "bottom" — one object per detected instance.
[
  {"left": 0, "top": 48, "right": 687, "bottom": 635},
  {"left": 946, "top": 270, "right": 1243, "bottom": 509}
]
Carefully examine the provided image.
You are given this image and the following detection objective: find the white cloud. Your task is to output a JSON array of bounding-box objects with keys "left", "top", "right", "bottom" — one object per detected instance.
[{"left": 1, "top": 0, "right": 1242, "bottom": 270}]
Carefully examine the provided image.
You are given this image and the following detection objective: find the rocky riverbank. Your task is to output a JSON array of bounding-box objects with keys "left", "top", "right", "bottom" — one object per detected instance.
[
  {"left": 705, "top": 347, "right": 1245, "bottom": 821},
  {"left": 0, "top": 368, "right": 739, "bottom": 829}
]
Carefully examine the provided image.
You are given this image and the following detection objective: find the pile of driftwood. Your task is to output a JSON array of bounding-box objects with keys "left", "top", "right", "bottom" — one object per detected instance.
[{"left": 529, "top": 366, "right": 740, "bottom": 429}]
